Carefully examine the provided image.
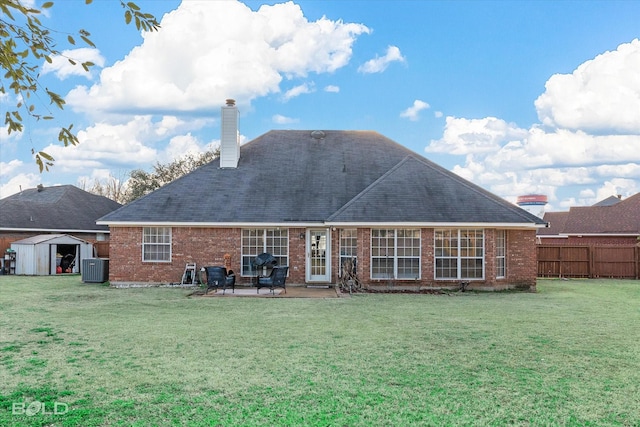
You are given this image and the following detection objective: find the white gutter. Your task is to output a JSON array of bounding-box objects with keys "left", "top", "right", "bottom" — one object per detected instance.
[
  {"left": 0, "top": 227, "right": 109, "bottom": 233},
  {"left": 98, "top": 221, "right": 544, "bottom": 229},
  {"left": 561, "top": 233, "right": 640, "bottom": 237},
  {"left": 96, "top": 221, "right": 326, "bottom": 228}
]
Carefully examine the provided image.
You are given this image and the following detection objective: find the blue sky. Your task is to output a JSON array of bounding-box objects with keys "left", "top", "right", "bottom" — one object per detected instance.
[{"left": 1, "top": 0, "right": 640, "bottom": 211}]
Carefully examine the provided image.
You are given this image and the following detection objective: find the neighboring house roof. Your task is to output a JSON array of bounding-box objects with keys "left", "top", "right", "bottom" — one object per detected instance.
[
  {"left": 537, "top": 211, "right": 569, "bottom": 237},
  {"left": 540, "top": 193, "right": 640, "bottom": 236},
  {"left": 0, "top": 185, "right": 121, "bottom": 233},
  {"left": 99, "top": 130, "right": 546, "bottom": 227},
  {"left": 593, "top": 195, "right": 622, "bottom": 207}
]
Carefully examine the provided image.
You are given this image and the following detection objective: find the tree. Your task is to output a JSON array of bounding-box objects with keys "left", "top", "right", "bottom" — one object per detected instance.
[
  {"left": 123, "top": 150, "right": 219, "bottom": 204},
  {"left": 78, "top": 171, "right": 128, "bottom": 204},
  {"left": 0, "top": 0, "right": 159, "bottom": 171}
]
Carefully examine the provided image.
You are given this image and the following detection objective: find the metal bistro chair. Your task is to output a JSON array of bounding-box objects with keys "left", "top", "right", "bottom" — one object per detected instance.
[
  {"left": 204, "top": 266, "right": 235, "bottom": 295},
  {"left": 256, "top": 265, "right": 289, "bottom": 294}
]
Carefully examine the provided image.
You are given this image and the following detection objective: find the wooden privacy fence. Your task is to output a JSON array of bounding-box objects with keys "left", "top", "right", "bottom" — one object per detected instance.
[{"left": 537, "top": 245, "right": 640, "bottom": 279}]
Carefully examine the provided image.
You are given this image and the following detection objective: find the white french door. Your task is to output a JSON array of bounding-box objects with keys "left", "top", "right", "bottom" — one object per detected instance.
[{"left": 306, "top": 229, "right": 331, "bottom": 282}]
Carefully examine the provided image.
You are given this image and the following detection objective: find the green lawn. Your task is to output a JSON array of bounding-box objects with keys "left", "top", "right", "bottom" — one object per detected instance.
[{"left": 0, "top": 276, "right": 639, "bottom": 426}]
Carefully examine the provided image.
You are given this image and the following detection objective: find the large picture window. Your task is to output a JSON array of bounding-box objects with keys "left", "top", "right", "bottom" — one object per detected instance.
[
  {"left": 371, "top": 229, "right": 420, "bottom": 280},
  {"left": 241, "top": 229, "right": 288, "bottom": 276},
  {"left": 435, "top": 229, "right": 484, "bottom": 279},
  {"left": 142, "top": 227, "right": 171, "bottom": 262},
  {"left": 496, "top": 230, "right": 506, "bottom": 278}
]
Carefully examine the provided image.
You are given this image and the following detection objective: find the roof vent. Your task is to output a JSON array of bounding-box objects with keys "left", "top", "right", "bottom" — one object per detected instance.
[
  {"left": 37, "top": 184, "right": 44, "bottom": 192},
  {"left": 311, "top": 130, "right": 325, "bottom": 140}
]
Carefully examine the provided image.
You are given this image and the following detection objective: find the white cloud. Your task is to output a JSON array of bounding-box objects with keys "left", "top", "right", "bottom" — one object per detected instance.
[
  {"left": 400, "top": 99, "right": 430, "bottom": 121},
  {"left": 535, "top": 39, "right": 640, "bottom": 134},
  {"left": 427, "top": 116, "right": 528, "bottom": 155},
  {"left": 428, "top": 116, "right": 640, "bottom": 207},
  {"left": 272, "top": 114, "right": 299, "bottom": 124},
  {"left": 0, "top": 172, "right": 41, "bottom": 198},
  {"left": 66, "top": 1, "right": 369, "bottom": 115},
  {"left": 427, "top": 38, "right": 640, "bottom": 209},
  {"left": 324, "top": 85, "right": 340, "bottom": 93},
  {"left": 282, "top": 82, "right": 315, "bottom": 101},
  {"left": 0, "top": 159, "right": 24, "bottom": 178},
  {"left": 42, "top": 48, "right": 106, "bottom": 80},
  {"left": 160, "top": 134, "right": 210, "bottom": 164},
  {"left": 358, "top": 45, "right": 405, "bottom": 74}
]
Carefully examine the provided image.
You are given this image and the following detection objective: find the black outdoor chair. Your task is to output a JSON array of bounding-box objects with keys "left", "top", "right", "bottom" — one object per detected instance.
[
  {"left": 251, "top": 252, "right": 278, "bottom": 286},
  {"left": 256, "top": 265, "right": 289, "bottom": 294},
  {"left": 204, "top": 266, "right": 235, "bottom": 295}
]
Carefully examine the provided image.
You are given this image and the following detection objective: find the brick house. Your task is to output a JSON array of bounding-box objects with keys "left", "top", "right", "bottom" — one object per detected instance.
[{"left": 99, "top": 100, "right": 546, "bottom": 291}]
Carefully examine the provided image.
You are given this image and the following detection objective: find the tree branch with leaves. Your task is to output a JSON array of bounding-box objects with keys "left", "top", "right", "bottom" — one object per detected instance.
[{"left": 0, "top": 0, "right": 159, "bottom": 171}]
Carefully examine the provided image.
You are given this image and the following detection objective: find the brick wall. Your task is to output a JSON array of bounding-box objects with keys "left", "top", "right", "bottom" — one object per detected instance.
[
  {"left": 505, "top": 229, "right": 537, "bottom": 291},
  {"left": 109, "top": 226, "right": 538, "bottom": 290}
]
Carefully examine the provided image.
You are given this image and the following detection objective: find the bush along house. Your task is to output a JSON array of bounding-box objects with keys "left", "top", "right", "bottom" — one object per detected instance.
[{"left": 98, "top": 99, "right": 547, "bottom": 291}]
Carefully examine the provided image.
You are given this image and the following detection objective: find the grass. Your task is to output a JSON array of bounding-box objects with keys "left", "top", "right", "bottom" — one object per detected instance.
[{"left": 0, "top": 276, "right": 639, "bottom": 426}]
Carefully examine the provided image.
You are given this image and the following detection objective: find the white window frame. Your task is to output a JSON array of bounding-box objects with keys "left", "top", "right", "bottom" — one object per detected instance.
[
  {"left": 496, "top": 229, "right": 506, "bottom": 278},
  {"left": 241, "top": 228, "right": 289, "bottom": 276},
  {"left": 339, "top": 229, "right": 358, "bottom": 277},
  {"left": 371, "top": 229, "right": 421, "bottom": 280},
  {"left": 142, "top": 227, "right": 172, "bottom": 263},
  {"left": 434, "top": 229, "right": 484, "bottom": 280}
]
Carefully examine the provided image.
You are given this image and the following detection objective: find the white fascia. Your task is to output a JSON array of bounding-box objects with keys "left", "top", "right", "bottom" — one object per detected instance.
[
  {"left": 97, "top": 221, "right": 326, "bottom": 228},
  {"left": 325, "top": 222, "right": 546, "bottom": 229},
  {"left": 0, "top": 227, "right": 109, "bottom": 233}
]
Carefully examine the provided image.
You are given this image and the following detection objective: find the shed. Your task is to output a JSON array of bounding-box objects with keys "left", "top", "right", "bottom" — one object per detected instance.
[{"left": 10, "top": 234, "right": 94, "bottom": 275}]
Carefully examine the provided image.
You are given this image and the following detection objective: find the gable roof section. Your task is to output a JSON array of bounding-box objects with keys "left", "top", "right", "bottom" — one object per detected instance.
[
  {"left": 100, "top": 130, "right": 545, "bottom": 227},
  {"left": 0, "top": 185, "right": 121, "bottom": 232},
  {"left": 328, "top": 155, "right": 542, "bottom": 224}
]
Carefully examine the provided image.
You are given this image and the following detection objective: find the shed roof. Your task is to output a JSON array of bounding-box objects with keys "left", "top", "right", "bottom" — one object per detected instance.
[
  {"left": 100, "top": 130, "right": 545, "bottom": 227},
  {"left": 11, "top": 234, "right": 90, "bottom": 245}
]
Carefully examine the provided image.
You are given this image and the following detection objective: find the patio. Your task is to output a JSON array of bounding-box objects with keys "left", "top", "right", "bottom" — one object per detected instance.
[{"left": 200, "top": 285, "right": 340, "bottom": 298}]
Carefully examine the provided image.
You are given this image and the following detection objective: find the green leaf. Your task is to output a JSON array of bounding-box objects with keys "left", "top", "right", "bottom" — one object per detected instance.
[
  {"left": 80, "top": 35, "right": 96, "bottom": 48},
  {"left": 68, "top": 35, "right": 75, "bottom": 45},
  {"left": 127, "top": 2, "right": 140, "bottom": 11},
  {"left": 38, "top": 151, "right": 54, "bottom": 161},
  {"left": 42, "top": 2, "right": 54, "bottom": 9},
  {"left": 124, "top": 10, "right": 132, "bottom": 25}
]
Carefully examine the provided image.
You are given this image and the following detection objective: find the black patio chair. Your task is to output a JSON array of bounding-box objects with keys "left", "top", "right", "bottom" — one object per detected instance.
[
  {"left": 204, "top": 266, "right": 235, "bottom": 295},
  {"left": 257, "top": 265, "right": 289, "bottom": 294}
]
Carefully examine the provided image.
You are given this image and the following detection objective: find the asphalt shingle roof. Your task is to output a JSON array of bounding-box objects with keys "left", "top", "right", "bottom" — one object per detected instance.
[
  {"left": 100, "top": 130, "right": 545, "bottom": 226},
  {"left": 540, "top": 193, "right": 640, "bottom": 235},
  {"left": 0, "top": 185, "right": 121, "bottom": 232}
]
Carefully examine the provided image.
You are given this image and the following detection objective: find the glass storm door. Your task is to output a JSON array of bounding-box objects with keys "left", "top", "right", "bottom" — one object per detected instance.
[{"left": 307, "top": 229, "right": 331, "bottom": 282}]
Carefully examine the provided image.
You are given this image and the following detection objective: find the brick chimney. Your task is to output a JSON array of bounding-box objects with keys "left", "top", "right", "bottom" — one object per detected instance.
[{"left": 220, "top": 99, "right": 239, "bottom": 168}]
